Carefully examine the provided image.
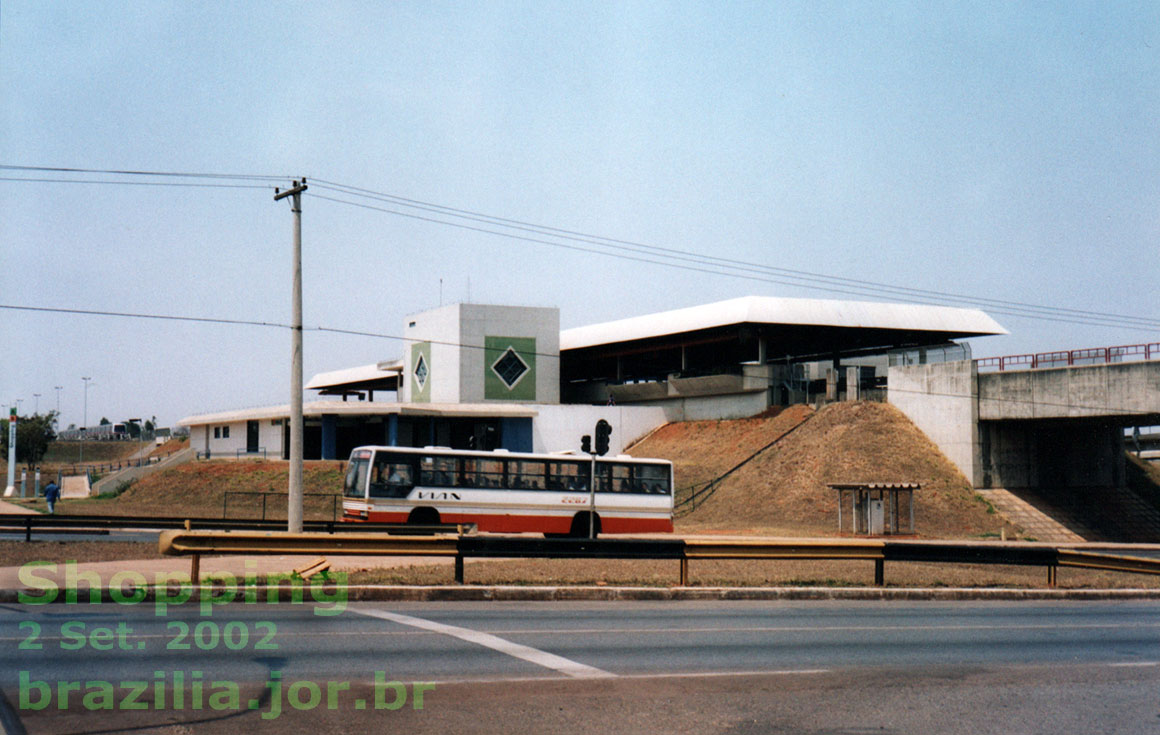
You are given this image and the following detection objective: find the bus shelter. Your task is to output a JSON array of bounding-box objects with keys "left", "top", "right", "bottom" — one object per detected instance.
[{"left": 830, "top": 483, "right": 918, "bottom": 536}]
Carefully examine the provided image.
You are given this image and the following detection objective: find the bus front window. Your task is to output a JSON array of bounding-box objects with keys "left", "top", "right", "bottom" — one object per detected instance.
[{"left": 343, "top": 452, "right": 371, "bottom": 498}]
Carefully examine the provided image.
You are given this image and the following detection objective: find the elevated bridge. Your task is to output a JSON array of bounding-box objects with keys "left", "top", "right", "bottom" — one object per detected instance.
[{"left": 889, "top": 349, "right": 1160, "bottom": 541}]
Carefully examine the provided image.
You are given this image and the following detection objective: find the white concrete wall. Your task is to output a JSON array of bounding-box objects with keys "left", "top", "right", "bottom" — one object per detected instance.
[
  {"left": 622, "top": 391, "right": 770, "bottom": 423},
  {"left": 888, "top": 360, "right": 979, "bottom": 486},
  {"left": 203, "top": 420, "right": 247, "bottom": 457},
  {"left": 459, "top": 303, "right": 560, "bottom": 404},
  {"left": 530, "top": 404, "right": 668, "bottom": 455},
  {"left": 402, "top": 303, "right": 560, "bottom": 405},
  {"left": 192, "top": 419, "right": 284, "bottom": 458},
  {"left": 402, "top": 304, "right": 462, "bottom": 403}
]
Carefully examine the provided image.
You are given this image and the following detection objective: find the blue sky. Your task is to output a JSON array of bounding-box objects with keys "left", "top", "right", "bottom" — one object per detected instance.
[{"left": 2, "top": 1, "right": 1157, "bottom": 428}]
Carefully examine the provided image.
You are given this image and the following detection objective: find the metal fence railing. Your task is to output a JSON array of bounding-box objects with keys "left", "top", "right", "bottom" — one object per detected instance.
[
  {"left": 58, "top": 450, "right": 179, "bottom": 478},
  {"left": 674, "top": 413, "right": 813, "bottom": 517},
  {"left": 222, "top": 491, "right": 340, "bottom": 521},
  {"left": 977, "top": 342, "right": 1160, "bottom": 372}
]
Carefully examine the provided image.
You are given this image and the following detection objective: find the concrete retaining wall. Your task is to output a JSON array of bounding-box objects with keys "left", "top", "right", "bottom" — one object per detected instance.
[{"left": 887, "top": 361, "right": 979, "bottom": 485}]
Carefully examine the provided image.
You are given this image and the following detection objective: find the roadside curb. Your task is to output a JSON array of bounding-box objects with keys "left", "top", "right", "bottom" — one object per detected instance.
[{"left": 4, "top": 584, "right": 1160, "bottom": 604}]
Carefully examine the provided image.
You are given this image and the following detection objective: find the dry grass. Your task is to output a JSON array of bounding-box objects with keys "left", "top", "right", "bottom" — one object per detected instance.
[
  {"left": 642, "top": 402, "right": 1017, "bottom": 540},
  {"left": 16, "top": 459, "right": 346, "bottom": 520},
  {"left": 346, "top": 557, "right": 1160, "bottom": 590},
  {"left": 0, "top": 540, "right": 166, "bottom": 567}
]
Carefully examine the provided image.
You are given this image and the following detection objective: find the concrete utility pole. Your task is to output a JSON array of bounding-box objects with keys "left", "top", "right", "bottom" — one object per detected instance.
[{"left": 275, "top": 178, "right": 308, "bottom": 533}]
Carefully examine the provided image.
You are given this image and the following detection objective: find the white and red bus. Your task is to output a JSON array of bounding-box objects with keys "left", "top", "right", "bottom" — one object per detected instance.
[{"left": 342, "top": 445, "right": 674, "bottom": 536}]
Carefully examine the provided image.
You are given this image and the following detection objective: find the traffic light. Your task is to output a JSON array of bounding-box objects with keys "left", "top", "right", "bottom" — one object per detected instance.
[
  {"left": 594, "top": 419, "right": 612, "bottom": 456},
  {"left": 581, "top": 435, "right": 591, "bottom": 454}
]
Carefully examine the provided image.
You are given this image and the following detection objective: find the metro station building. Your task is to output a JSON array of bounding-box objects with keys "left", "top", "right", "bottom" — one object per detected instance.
[{"left": 179, "top": 296, "right": 1005, "bottom": 461}]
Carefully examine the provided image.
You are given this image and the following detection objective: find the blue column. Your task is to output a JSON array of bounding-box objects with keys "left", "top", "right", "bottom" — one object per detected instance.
[
  {"left": 387, "top": 414, "right": 398, "bottom": 446},
  {"left": 321, "top": 414, "right": 338, "bottom": 460},
  {"left": 499, "top": 418, "right": 533, "bottom": 453}
]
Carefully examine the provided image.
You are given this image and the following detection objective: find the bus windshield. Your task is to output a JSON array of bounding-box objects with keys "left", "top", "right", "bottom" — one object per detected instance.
[{"left": 343, "top": 450, "right": 371, "bottom": 498}]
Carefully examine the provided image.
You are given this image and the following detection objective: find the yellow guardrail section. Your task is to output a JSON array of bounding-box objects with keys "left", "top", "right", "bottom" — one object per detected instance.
[
  {"left": 1056, "top": 549, "right": 1160, "bottom": 576},
  {"left": 683, "top": 538, "right": 885, "bottom": 560},
  {"left": 158, "top": 530, "right": 460, "bottom": 557}
]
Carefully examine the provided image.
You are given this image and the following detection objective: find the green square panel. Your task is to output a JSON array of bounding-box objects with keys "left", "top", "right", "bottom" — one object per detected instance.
[{"left": 484, "top": 336, "right": 536, "bottom": 401}]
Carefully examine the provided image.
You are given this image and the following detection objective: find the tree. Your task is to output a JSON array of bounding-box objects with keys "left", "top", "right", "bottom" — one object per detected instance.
[
  {"left": 99, "top": 417, "right": 110, "bottom": 426},
  {"left": 0, "top": 412, "right": 58, "bottom": 469},
  {"left": 144, "top": 419, "right": 155, "bottom": 432},
  {"left": 125, "top": 420, "right": 141, "bottom": 439}
]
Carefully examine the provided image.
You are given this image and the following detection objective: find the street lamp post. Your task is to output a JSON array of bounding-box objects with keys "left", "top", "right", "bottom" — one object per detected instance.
[
  {"left": 81, "top": 377, "right": 92, "bottom": 468},
  {"left": 33, "top": 393, "right": 40, "bottom": 414},
  {"left": 54, "top": 387, "right": 62, "bottom": 427}
]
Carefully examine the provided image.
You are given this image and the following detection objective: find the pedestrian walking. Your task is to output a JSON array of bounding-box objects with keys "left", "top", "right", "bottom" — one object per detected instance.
[{"left": 44, "top": 479, "right": 60, "bottom": 514}]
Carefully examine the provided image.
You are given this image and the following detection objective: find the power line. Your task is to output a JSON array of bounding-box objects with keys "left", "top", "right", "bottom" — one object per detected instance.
[
  {"left": 1, "top": 304, "right": 290, "bottom": 329},
  {"left": 0, "top": 176, "right": 272, "bottom": 189},
  {"left": 310, "top": 178, "right": 1160, "bottom": 331},
  {"left": 310, "top": 190, "right": 1160, "bottom": 333},
  {"left": 5, "top": 163, "right": 1157, "bottom": 331},
  {"left": 0, "top": 164, "right": 290, "bottom": 181},
  {"left": 6, "top": 302, "right": 1157, "bottom": 416}
]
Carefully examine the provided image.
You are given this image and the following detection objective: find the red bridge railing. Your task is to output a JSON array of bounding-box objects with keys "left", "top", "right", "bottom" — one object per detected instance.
[{"left": 976, "top": 343, "right": 1160, "bottom": 372}]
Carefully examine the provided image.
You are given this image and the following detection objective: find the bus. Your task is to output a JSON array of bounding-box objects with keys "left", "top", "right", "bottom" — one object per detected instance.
[{"left": 342, "top": 445, "right": 674, "bottom": 536}]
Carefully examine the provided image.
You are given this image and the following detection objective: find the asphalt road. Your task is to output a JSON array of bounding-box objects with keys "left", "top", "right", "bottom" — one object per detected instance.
[{"left": 3, "top": 600, "right": 1160, "bottom": 734}]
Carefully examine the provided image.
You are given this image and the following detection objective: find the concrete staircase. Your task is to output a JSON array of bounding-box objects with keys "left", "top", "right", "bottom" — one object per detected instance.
[
  {"left": 976, "top": 488, "right": 1090, "bottom": 543},
  {"left": 978, "top": 486, "right": 1160, "bottom": 543}
]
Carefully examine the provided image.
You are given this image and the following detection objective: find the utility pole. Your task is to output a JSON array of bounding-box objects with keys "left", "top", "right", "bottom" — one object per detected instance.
[
  {"left": 275, "top": 178, "right": 308, "bottom": 533},
  {"left": 33, "top": 393, "right": 40, "bottom": 414},
  {"left": 54, "top": 386, "right": 62, "bottom": 427}
]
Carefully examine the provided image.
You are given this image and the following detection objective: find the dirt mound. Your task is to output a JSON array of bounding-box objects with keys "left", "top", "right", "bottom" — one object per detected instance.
[
  {"left": 635, "top": 401, "right": 1003, "bottom": 539},
  {"left": 630, "top": 404, "right": 814, "bottom": 492},
  {"left": 57, "top": 460, "right": 345, "bottom": 519}
]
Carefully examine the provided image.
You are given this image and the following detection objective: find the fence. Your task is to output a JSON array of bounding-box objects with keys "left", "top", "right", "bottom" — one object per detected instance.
[
  {"left": 977, "top": 342, "right": 1160, "bottom": 372},
  {"left": 222, "top": 491, "right": 340, "bottom": 521},
  {"left": 58, "top": 450, "right": 179, "bottom": 478}
]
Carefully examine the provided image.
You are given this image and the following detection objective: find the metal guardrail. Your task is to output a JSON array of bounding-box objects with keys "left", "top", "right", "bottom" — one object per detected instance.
[
  {"left": 976, "top": 342, "right": 1160, "bottom": 372},
  {"left": 155, "top": 532, "right": 1160, "bottom": 587},
  {"left": 0, "top": 514, "right": 462, "bottom": 541}
]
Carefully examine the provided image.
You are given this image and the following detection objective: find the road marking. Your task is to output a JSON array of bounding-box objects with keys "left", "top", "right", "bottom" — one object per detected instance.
[
  {"left": 1107, "top": 661, "right": 1160, "bottom": 668},
  {"left": 351, "top": 608, "right": 615, "bottom": 679},
  {"left": 351, "top": 668, "right": 829, "bottom": 687}
]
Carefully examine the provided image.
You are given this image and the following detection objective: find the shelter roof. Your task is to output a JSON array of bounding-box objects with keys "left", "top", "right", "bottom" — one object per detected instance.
[{"left": 178, "top": 401, "right": 537, "bottom": 427}]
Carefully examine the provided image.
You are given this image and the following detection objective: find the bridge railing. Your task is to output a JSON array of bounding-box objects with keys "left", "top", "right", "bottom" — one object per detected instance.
[{"left": 976, "top": 342, "right": 1160, "bottom": 372}]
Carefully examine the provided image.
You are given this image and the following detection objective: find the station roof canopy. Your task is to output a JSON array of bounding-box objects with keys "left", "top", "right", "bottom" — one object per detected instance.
[
  {"left": 305, "top": 360, "right": 403, "bottom": 395},
  {"left": 560, "top": 296, "right": 1007, "bottom": 362}
]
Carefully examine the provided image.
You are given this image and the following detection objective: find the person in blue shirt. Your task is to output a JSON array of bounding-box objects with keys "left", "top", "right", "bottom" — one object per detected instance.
[{"left": 43, "top": 480, "right": 60, "bottom": 514}]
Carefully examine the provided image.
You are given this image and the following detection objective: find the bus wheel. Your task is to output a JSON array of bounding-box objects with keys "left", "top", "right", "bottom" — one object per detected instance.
[
  {"left": 569, "top": 512, "right": 600, "bottom": 538},
  {"left": 408, "top": 508, "right": 441, "bottom": 528}
]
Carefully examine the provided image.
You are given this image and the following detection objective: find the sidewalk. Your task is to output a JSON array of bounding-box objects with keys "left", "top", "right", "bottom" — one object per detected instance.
[{"left": 0, "top": 499, "right": 36, "bottom": 515}]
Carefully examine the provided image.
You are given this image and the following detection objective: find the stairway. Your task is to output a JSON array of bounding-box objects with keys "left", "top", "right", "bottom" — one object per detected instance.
[
  {"left": 976, "top": 488, "right": 1090, "bottom": 543},
  {"left": 978, "top": 485, "right": 1160, "bottom": 543}
]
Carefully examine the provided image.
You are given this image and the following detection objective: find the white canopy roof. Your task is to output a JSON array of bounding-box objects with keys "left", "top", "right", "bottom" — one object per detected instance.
[
  {"left": 305, "top": 361, "right": 402, "bottom": 390},
  {"left": 560, "top": 296, "right": 1007, "bottom": 351}
]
